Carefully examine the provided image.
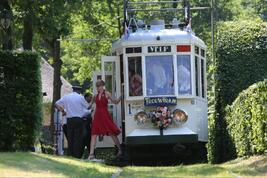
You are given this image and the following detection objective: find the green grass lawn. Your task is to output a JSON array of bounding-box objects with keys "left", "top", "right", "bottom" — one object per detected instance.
[
  {"left": 0, "top": 152, "right": 266, "bottom": 178},
  {"left": 0, "top": 152, "right": 116, "bottom": 178},
  {"left": 119, "top": 156, "right": 267, "bottom": 178}
]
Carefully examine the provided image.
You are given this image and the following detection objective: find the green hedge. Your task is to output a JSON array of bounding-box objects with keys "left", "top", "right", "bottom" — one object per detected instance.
[
  {"left": 226, "top": 80, "right": 267, "bottom": 157},
  {"left": 207, "top": 20, "right": 267, "bottom": 163},
  {"left": 0, "top": 51, "right": 42, "bottom": 151}
]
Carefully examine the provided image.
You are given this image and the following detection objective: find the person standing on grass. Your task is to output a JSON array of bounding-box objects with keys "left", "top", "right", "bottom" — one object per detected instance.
[
  {"left": 82, "top": 93, "right": 94, "bottom": 156},
  {"left": 88, "top": 79, "right": 122, "bottom": 161},
  {"left": 55, "top": 86, "right": 90, "bottom": 159}
]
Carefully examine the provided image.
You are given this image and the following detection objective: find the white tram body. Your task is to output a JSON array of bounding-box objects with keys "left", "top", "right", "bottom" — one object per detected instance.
[{"left": 94, "top": 19, "right": 208, "bottom": 149}]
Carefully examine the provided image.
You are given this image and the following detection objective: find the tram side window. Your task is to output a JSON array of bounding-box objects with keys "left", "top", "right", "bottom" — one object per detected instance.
[
  {"left": 201, "top": 49, "right": 205, "bottom": 58},
  {"left": 146, "top": 55, "right": 174, "bottom": 96},
  {"left": 195, "top": 46, "right": 199, "bottom": 55},
  {"left": 195, "top": 57, "right": 200, "bottom": 96},
  {"left": 128, "top": 57, "right": 143, "bottom": 97},
  {"left": 177, "top": 55, "right": 192, "bottom": 95},
  {"left": 201, "top": 59, "right": 205, "bottom": 98}
]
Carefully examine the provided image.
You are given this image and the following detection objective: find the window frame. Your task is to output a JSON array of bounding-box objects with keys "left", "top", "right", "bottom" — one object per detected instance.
[
  {"left": 176, "top": 54, "right": 193, "bottom": 97},
  {"left": 144, "top": 54, "right": 176, "bottom": 97},
  {"left": 175, "top": 44, "right": 194, "bottom": 99},
  {"left": 125, "top": 54, "right": 144, "bottom": 101},
  {"left": 126, "top": 56, "right": 143, "bottom": 99},
  {"left": 124, "top": 44, "right": 207, "bottom": 100},
  {"left": 194, "top": 45, "right": 207, "bottom": 100},
  {"left": 195, "top": 56, "right": 200, "bottom": 97}
]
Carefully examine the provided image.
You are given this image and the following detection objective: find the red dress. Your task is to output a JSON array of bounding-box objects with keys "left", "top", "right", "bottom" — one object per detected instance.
[{"left": 91, "top": 91, "right": 121, "bottom": 136}]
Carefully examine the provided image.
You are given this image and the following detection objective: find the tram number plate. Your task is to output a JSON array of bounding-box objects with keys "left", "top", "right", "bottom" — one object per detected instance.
[{"left": 148, "top": 46, "right": 171, "bottom": 53}]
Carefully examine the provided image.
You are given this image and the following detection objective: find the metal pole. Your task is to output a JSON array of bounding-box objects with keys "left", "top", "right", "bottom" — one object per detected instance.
[
  {"left": 211, "top": 0, "right": 217, "bottom": 100},
  {"left": 211, "top": 0, "right": 214, "bottom": 65},
  {"left": 123, "top": 0, "right": 127, "bottom": 35}
]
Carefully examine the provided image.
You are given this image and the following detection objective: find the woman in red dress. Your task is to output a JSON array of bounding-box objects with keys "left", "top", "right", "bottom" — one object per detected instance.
[{"left": 88, "top": 79, "right": 122, "bottom": 160}]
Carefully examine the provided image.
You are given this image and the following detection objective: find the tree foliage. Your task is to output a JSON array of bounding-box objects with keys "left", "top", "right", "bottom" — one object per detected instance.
[
  {"left": 59, "top": 0, "right": 267, "bottom": 87},
  {"left": 0, "top": 51, "right": 42, "bottom": 151},
  {"left": 61, "top": 0, "right": 121, "bottom": 88},
  {"left": 225, "top": 79, "right": 267, "bottom": 157},
  {"left": 207, "top": 20, "right": 267, "bottom": 163}
]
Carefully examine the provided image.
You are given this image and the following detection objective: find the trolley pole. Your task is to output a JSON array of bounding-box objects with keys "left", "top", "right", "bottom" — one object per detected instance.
[
  {"left": 211, "top": 0, "right": 216, "bottom": 96},
  {"left": 211, "top": 0, "right": 214, "bottom": 64}
]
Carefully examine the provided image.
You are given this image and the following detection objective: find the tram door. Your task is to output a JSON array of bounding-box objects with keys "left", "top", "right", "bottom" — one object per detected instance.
[{"left": 95, "top": 56, "right": 121, "bottom": 148}]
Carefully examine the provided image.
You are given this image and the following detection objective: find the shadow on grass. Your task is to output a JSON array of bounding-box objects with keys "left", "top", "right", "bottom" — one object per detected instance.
[
  {"left": 228, "top": 156, "right": 267, "bottom": 177},
  {"left": 0, "top": 152, "right": 114, "bottom": 178}
]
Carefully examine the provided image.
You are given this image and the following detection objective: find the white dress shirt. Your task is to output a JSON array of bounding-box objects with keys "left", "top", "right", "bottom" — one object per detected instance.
[{"left": 56, "top": 92, "right": 90, "bottom": 118}]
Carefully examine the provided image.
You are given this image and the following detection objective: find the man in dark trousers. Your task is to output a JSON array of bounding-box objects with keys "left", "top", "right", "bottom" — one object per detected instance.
[
  {"left": 82, "top": 93, "right": 93, "bottom": 156},
  {"left": 55, "top": 86, "right": 90, "bottom": 158}
]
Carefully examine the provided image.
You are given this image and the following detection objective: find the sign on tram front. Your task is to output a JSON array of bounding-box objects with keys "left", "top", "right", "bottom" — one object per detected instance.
[
  {"left": 148, "top": 45, "right": 171, "bottom": 53},
  {"left": 144, "top": 97, "right": 177, "bottom": 106}
]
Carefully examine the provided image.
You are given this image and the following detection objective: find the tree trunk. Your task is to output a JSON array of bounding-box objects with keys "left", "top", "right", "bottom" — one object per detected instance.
[
  {"left": 6, "top": 27, "right": 12, "bottom": 50},
  {"left": 116, "top": 1, "right": 122, "bottom": 37},
  {"left": 23, "top": 14, "right": 33, "bottom": 50},
  {"left": 50, "top": 36, "right": 62, "bottom": 146},
  {"left": 0, "top": 0, "right": 12, "bottom": 50}
]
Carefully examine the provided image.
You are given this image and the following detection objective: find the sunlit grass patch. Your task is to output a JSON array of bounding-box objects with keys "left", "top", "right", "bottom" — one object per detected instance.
[
  {"left": 0, "top": 152, "right": 116, "bottom": 178},
  {"left": 0, "top": 152, "right": 266, "bottom": 178}
]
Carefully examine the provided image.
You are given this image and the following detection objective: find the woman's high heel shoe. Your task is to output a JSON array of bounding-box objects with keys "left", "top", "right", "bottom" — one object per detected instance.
[
  {"left": 116, "top": 150, "right": 123, "bottom": 157},
  {"left": 88, "top": 154, "right": 95, "bottom": 160},
  {"left": 87, "top": 154, "right": 104, "bottom": 163}
]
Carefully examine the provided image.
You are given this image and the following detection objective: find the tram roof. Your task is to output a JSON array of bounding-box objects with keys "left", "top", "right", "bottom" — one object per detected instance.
[{"left": 112, "top": 28, "right": 206, "bottom": 51}]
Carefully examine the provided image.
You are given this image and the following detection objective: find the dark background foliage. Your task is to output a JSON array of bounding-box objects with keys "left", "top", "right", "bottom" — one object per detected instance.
[
  {"left": 0, "top": 51, "right": 42, "bottom": 151},
  {"left": 207, "top": 20, "right": 267, "bottom": 163}
]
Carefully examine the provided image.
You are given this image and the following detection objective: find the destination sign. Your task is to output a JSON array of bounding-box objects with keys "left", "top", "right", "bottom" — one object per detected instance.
[
  {"left": 148, "top": 46, "right": 171, "bottom": 53},
  {"left": 144, "top": 97, "right": 177, "bottom": 106}
]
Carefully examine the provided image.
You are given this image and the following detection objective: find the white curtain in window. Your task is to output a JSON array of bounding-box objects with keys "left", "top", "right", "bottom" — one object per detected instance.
[
  {"left": 177, "top": 55, "right": 192, "bottom": 95},
  {"left": 146, "top": 55, "right": 174, "bottom": 96}
]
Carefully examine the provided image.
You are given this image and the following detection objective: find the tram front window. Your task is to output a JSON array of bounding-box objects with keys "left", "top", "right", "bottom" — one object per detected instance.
[
  {"left": 128, "top": 57, "right": 143, "bottom": 97},
  {"left": 177, "top": 55, "right": 192, "bottom": 95},
  {"left": 145, "top": 55, "right": 174, "bottom": 96}
]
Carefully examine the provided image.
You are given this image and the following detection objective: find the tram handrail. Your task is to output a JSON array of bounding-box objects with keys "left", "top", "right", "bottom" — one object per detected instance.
[
  {"left": 123, "top": 0, "right": 191, "bottom": 33},
  {"left": 128, "top": 7, "right": 210, "bottom": 12},
  {"left": 128, "top": 8, "right": 184, "bottom": 12}
]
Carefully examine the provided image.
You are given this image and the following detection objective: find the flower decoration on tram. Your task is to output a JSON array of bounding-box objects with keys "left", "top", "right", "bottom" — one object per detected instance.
[
  {"left": 172, "top": 109, "right": 188, "bottom": 125},
  {"left": 134, "top": 111, "right": 148, "bottom": 125},
  {"left": 151, "top": 106, "right": 172, "bottom": 129}
]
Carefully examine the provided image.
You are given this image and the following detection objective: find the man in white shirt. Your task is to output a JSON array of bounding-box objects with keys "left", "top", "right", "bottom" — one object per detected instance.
[{"left": 55, "top": 86, "right": 90, "bottom": 158}]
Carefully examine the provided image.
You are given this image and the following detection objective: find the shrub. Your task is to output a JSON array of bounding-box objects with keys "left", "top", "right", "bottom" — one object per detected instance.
[
  {"left": 207, "top": 20, "right": 267, "bottom": 163},
  {"left": 0, "top": 51, "right": 42, "bottom": 151},
  {"left": 226, "top": 80, "right": 267, "bottom": 157}
]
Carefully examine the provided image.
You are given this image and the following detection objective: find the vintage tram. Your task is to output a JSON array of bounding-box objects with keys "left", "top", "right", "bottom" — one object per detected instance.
[{"left": 93, "top": 0, "right": 208, "bottom": 158}]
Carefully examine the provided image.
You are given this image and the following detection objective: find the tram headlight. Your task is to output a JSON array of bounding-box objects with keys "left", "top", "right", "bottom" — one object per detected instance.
[
  {"left": 134, "top": 111, "right": 148, "bottom": 125},
  {"left": 172, "top": 109, "right": 188, "bottom": 125}
]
